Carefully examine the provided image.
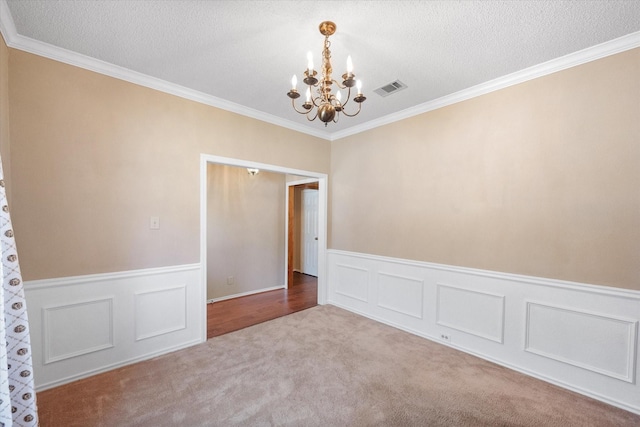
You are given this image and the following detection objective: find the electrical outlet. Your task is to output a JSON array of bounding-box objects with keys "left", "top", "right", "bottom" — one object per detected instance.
[
  {"left": 149, "top": 216, "right": 160, "bottom": 230},
  {"left": 440, "top": 334, "right": 451, "bottom": 342},
  {"left": 226, "top": 276, "right": 234, "bottom": 286}
]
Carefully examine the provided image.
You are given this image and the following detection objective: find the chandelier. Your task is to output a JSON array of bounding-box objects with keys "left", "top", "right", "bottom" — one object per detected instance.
[{"left": 287, "top": 21, "right": 366, "bottom": 126}]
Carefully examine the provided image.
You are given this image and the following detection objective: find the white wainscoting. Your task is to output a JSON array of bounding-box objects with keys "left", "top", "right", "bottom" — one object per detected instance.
[
  {"left": 43, "top": 297, "right": 114, "bottom": 364},
  {"left": 436, "top": 284, "right": 505, "bottom": 343},
  {"left": 335, "top": 264, "right": 369, "bottom": 303},
  {"left": 327, "top": 250, "right": 640, "bottom": 414},
  {"left": 134, "top": 285, "right": 187, "bottom": 341},
  {"left": 525, "top": 301, "right": 637, "bottom": 383},
  {"left": 24, "top": 264, "right": 203, "bottom": 391}
]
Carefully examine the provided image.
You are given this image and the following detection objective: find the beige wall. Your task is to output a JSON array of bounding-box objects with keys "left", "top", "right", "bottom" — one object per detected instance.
[
  {"left": 330, "top": 48, "right": 640, "bottom": 290},
  {"left": 0, "top": 34, "right": 10, "bottom": 203},
  {"left": 6, "top": 36, "right": 639, "bottom": 290},
  {"left": 8, "top": 48, "right": 330, "bottom": 281},
  {"left": 206, "top": 164, "right": 285, "bottom": 299}
]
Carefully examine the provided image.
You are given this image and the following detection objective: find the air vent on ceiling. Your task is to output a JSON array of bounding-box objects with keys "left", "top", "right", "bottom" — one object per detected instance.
[{"left": 374, "top": 80, "right": 408, "bottom": 97}]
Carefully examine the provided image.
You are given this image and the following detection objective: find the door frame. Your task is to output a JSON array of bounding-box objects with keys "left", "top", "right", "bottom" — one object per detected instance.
[
  {"left": 300, "top": 187, "right": 319, "bottom": 277},
  {"left": 200, "top": 154, "right": 328, "bottom": 343},
  {"left": 285, "top": 178, "right": 319, "bottom": 288}
]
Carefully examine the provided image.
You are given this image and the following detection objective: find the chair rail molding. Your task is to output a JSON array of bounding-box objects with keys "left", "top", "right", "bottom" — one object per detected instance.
[
  {"left": 24, "top": 263, "right": 202, "bottom": 391},
  {"left": 327, "top": 249, "right": 640, "bottom": 414}
]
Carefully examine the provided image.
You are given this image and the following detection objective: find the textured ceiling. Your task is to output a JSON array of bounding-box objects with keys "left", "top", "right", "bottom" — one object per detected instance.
[{"left": 3, "top": 1, "right": 640, "bottom": 139}]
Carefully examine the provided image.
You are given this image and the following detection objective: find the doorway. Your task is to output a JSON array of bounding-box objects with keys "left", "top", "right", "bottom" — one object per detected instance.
[
  {"left": 286, "top": 179, "right": 319, "bottom": 287},
  {"left": 200, "top": 154, "right": 328, "bottom": 343},
  {"left": 301, "top": 189, "right": 319, "bottom": 277}
]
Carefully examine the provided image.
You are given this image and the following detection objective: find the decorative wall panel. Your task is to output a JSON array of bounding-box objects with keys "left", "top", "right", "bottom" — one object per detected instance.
[
  {"left": 327, "top": 250, "right": 640, "bottom": 414},
  {"left": 436, "top": 284, "right": 505, "bottom": 343},
  {"left": 377, "top": 272, "right": 423, "bottom": 319},
  {"left": 135, "top": 285, "right": 187, "bottom": 341},
  {"left": 44, "top": 298, "right": 113, "bottom": 364},
  {"left": 335, "top": 264, "right": 369, "bottom": 302},
  {"left": 25, "top": 264, "right": 202, "bottom": 390},
  {"left": 525, "top": 302, "right": 637, "bottom": 383}
]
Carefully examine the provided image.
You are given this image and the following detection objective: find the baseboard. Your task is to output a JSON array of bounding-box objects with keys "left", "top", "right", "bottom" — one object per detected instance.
[
  {"left": 24, "top": 263, "right": 204, "bottom": 389},
  {"left": 327, "top": 249, "right": 640, "bottom": 414},
  {"left": 35, "top": 338, "right": 202, "bottom": 392},
  {"left": 207, "top": 285, "right": 285, "bottom": 304},
  {"left": 327, "top": 299, "right": 639, "bottom": 415}
]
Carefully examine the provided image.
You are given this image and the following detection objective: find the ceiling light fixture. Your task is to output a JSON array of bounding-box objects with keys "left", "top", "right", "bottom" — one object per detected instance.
[
  {"left": 287, "top": 21, "right": 366, "bottom": 126},
  {"left": 247, "top": 168, "right": 260, "bottom": 176}
]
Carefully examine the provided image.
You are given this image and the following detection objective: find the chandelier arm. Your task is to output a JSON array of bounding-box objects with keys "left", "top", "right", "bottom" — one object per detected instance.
[
  {"left": 306, "top": 110, "right": 319, "bottom": 122},
  {"left": 311, "top": 93, "right": 323, "bottom": 108},
  {"left": 340, "top": 101, "right": 362, "bottom": 118},
  {"left": 340, "top": 86, "right": 353, "bottom": 107},
  {"left": 332, "top": 79, "right": 347, "bottom": 90},
  {"left": 291, "top": 99, "right": 313, "bottom": 115}
]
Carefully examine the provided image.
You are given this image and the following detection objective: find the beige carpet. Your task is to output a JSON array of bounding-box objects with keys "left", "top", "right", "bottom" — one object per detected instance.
[{"left": 37, "top": 305, "right": 639, "bottom": 426}]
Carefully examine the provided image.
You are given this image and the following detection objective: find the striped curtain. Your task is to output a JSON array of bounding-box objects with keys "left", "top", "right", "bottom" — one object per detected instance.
[{"left": 0, "top": 161, "right": 37, "bottom": 426}]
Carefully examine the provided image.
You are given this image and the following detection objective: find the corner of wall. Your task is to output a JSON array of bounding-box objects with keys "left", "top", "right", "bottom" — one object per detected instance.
[{"left": 0, "top": 32, "right": 11, "bottom": 204}]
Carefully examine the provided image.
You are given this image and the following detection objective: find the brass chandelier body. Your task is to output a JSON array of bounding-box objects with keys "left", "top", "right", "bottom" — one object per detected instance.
[{"left": 287, "top": 21, "right": 366, "bottom": 126}]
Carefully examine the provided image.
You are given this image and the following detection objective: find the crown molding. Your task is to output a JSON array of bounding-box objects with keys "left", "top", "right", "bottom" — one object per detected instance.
[
  {"left": 0, "top": 0, "right": 16, "bottom": 43},
  {"left": 1, "top": 1, "right": 638, "bottom": 143},
  {"left": 0, "top": 1, "right": 332, "bottom": 141},
  {"left": 330, "top": 31, "right": 640, "bottom": 141}
]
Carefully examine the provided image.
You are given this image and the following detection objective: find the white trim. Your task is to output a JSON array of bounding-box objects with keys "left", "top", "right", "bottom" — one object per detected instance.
[
  {"left": 1, "top": 1, "right": 637, "bottom": 142},
  {"left": 524, "top": 301, "right": 638, "bottom": 383},
  {"left": 206, "top": 285, "right": 285, "bottom": 304},
  {"left": 0, "top": 2, "right": 331, "bottom": 141},
  {"left": 327, "top": 250, "right": 640, "bottom": 414},
  {"left": 335, "top": 289, "right": 368, "bottom": 303},
  {"left": 24, "top": 263, "right": 200, "bottom": 290},
  {"left": 334, "top": 263, "right": 370, "bottom": 303},
  {"left": 285, "top": 177, "right": 320, "bottom": 288},
  {"left": 134, "top": 285, "right": 188, "bottom": 342},
  {"left": 328, "top": 299, "right": 640, "bottom": 416},
  {"left": 316, "top": 178, "right": 328, "bottom": 305},
  {"left": 25, "top": 263, "right": 203, "bottom": 389},
  {"left": 42, "top": 297, "right": 115, "bottom": 364},
  {"left": 200, "top": 155, "right": 328, "bottom": 323},
  {"left": 376, "top": 271, "right": 424, "bottom": 319},
  {"left": 199, "top": 156, "right": 209, "bottom": 344},
  {"left": 436, "top": 283, "right": 506, "bottom": 344},
  {"left": 284, "top": 182, "right": 291, "bottom": 288},
  {"left": 328, "top": 249, "right": 640, "bottom": 300},
  {"left": 201, "top": 155, "right": 328, "bottom": 178},
  {"left": 0, "top": 0, "right": 16, "bottom": 40},
  {"left": 35, "top": 338, "right": 202, "bottom": 392},
  {"left": 287, "top": 177, "right": 319, "bottom": 186},
  {"left": 330, "top": 31, "right": 640, "bottom": 140}
]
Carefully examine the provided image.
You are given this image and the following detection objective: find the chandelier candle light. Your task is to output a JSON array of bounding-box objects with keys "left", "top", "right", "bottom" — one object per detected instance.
[{"left": 287, "top": 21, "right": 366, "bottom": 126}]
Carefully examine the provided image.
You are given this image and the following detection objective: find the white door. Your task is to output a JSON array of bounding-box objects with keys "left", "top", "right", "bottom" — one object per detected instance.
[{"left": 301, "top": 189, "right": 319, "bottom": 277}]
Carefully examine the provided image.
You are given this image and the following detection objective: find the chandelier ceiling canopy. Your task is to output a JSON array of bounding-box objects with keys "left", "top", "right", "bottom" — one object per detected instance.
[{"left": 287, "top": 21, "right": 366, "bottom": 126}]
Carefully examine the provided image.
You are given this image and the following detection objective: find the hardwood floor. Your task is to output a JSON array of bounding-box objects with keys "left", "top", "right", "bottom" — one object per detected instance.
[{"left": 207, "top": 272, "right": 318, "bottom": 339}]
